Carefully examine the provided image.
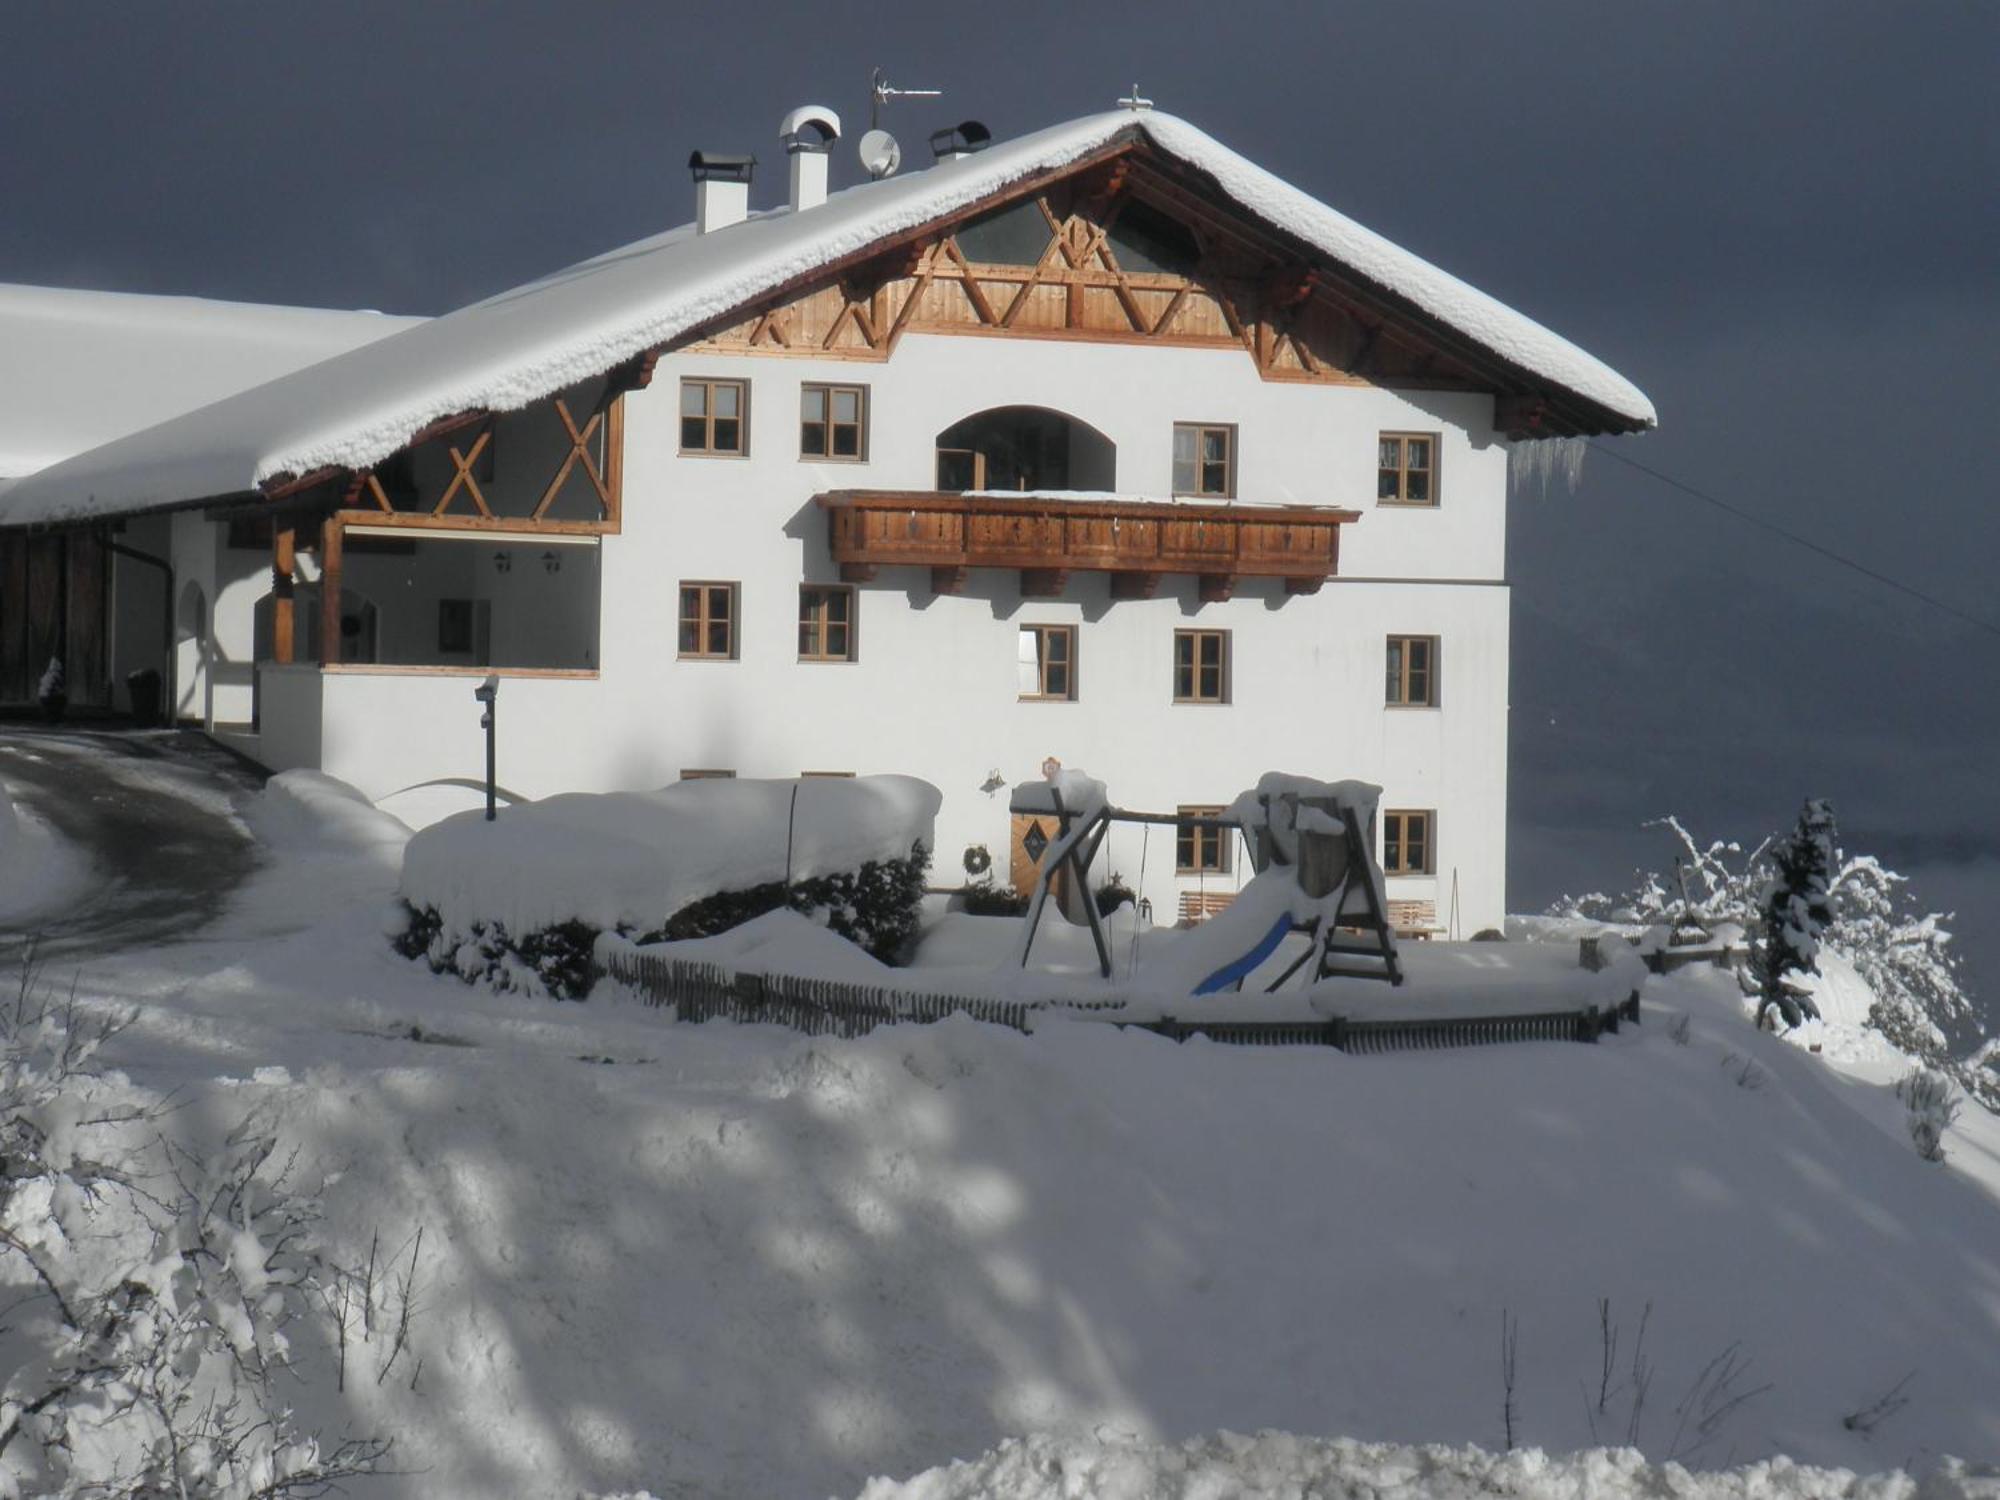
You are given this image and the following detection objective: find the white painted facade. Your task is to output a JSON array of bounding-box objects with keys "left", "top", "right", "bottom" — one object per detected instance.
[{"left": 229, "top": 329, "right": 1514, "bottom": 932}]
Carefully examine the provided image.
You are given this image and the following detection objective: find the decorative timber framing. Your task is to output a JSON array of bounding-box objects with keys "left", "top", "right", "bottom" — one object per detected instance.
[
  {"left": 260, "top": 383, "right": 630, "bottom": 667},
  {"left": 817, "top": 489, "right": 1359, "bottom": 598},
  {"left": 675, "top": 140, "right": 1644, "bottom": 437}
]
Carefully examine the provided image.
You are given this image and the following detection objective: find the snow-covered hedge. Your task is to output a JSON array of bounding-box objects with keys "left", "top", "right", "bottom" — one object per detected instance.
[{"left": 397, "top": 776, "right": 940, "bottom": 997}]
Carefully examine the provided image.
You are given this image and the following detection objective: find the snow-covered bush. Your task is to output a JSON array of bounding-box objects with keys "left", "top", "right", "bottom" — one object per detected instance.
[
  {"left": 1752, "top": 800, "right": 1835, "bottom": 1030},
  {"left": 1895, "top": 1067, "right": 1961, "bottom": 1164},
  {"left": 643, "top": 842, "right": 931, "bottom": 959},
  {"left": 0, "top": 972, "right": 390, "bottom": 1496},
  {"left": 1552, "top": 813, "right": 1977, "bottom": 1064}
]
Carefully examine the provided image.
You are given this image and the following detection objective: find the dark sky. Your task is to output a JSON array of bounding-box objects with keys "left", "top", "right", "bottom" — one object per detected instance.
[{"left": 4, "top": 2, "right": 1996, "bottom": 989}]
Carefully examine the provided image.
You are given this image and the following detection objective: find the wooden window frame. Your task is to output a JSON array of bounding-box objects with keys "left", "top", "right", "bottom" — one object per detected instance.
[
  {"left": 1172, "top": 422, "right": 1237, "bottom": 500},
  {"left": 679, "top": 377, "right": 749, "bottom": 457},
  {"left": 678, "top": 581, "right": 739, "bottom": 660},
  {"left": 1173, "top": 628, "right": 1231, "bottom": 704},
  {"left": 1382, "top": 809, "right": 1435, "bottom": 876},
  {"left": 1386, "top": 634, "right": 1439, "bottom": 708},
  {"left": 798, "top": 584, "right": 857, "bottom": 663},
  {"left": 1378, "top": 431, "right": 1440, "bottom": 506},
  {"left": 1019, "top": 623, "right": 1078, "bottom": 702},
  {"left": 1175, "top": 805, "right": 1232, "bottom": 876},
  {"left": 800, "top": 382, "right": 869, "bottom": 462}
]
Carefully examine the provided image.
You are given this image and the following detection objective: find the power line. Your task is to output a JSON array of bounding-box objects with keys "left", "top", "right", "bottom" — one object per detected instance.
[{"left": 1584, "top": 440, "right": 2000, "bottom": 642}]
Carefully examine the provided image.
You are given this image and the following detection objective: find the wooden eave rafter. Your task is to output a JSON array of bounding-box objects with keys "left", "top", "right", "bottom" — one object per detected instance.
[{"left": 1129, "top": 151, "right": 1647, "bottom": 436}]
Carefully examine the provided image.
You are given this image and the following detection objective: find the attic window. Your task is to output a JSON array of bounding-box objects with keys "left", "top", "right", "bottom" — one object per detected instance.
[
  {"left": 1106, "top": 199, "right": 1199, "bottom": 276},
  {"left": 954, "top": 200, "right": 1053, "bottom": 267}
]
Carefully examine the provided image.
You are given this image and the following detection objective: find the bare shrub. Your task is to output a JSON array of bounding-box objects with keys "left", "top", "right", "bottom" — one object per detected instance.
[{"left": 1, "top": 960, "right": 395, "bottom": 1496}]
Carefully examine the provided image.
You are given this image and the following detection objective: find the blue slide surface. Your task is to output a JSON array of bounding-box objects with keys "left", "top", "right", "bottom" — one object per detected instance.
[{"left": 1193, "top": 912, "right": 1294, "bottom": 996}]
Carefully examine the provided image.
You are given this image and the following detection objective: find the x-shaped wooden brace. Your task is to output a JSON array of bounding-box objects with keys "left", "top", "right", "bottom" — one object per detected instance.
[
  {"left": 535, "top": 399, "right": 610, "bottom": 519},
  {"left": 434, "top": 426, "right": 494, "bottom": 517}
]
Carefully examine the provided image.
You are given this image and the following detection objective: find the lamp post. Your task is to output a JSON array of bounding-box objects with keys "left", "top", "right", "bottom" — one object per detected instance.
[{"left": 473, "top": 674, "right": 499, "bottom": 820}]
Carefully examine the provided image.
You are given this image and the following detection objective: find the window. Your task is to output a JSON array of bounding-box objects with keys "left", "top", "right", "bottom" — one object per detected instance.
[
  {"left": 437, "top": 599, "right": 475, "bottom": 654},
  {"left": 1172, "top": 423, "right": 1235, "bottom": 498},
  {"left": 1018, "top": 624, "right": 1077, "bottom": 701},
  {"left": 1176, "top": 805, "right": 1231, "bottom": 875},
  {"left": 1173, "top": 629, "right": 1230, "bottom": 704},
  {"left": 1386, "top": 634, "right": 1438, "bottom": 707},
  {"left": 680, "top": 378, "right": 747, "bottom": 455},
  {"left": 1378, "top": 432, "right": 1437, "bottom": 504},
  {"left": 680, "top": 768, "right": 735, "bottom": 780},
  {"left": 1105, "top": 199, "right": 1200, "bottom": 277},
  {"left": 801, "top": 384, "right": 867, "bottom": 460},
  {"left": 678, "top": 582, "right": 738, "bottom": 659},
  {"left": 798, "top": 585, "right": 855, "bottom": 662},
  {"left": 953, "top": 200, "right": 1055, "bottom": 267},
  {"left": 1383, "top": 810, "right": 1434, "bottom": 875}
]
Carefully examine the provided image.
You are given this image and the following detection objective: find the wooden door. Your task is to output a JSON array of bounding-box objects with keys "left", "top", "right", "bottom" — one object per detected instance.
[
  {"left": 1010, "top": 812, "right": 1072, "bottom": 913},
  {"left": 64, "top": 530, "right": 109, "bottom": 707},
  {"left": 0, "top": 534, "right": 30, "bottom": 702}
]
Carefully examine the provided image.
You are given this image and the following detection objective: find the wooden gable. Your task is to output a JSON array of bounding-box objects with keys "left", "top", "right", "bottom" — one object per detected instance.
[{"left": 680, "top": 147, "right": 1499, "bottom": 398}]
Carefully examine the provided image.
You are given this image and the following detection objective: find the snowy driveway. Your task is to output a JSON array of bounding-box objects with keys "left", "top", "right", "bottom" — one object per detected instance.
[{"left": 0, "top": 727, "right": 264, "bottom": 960}]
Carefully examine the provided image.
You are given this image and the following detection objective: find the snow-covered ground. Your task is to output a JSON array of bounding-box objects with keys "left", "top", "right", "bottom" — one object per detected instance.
[
  {"left": 0, "top": 777, "right": 89, "bottom": 925},
  {"left": 6, "top": 749, "right": 2000, "bottom": 1498},
  {"left": 844, "top": 1431, "right": 1999, "bottom": 1500}
]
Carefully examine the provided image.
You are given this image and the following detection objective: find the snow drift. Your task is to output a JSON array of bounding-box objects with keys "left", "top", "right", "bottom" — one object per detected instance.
[{"left": 841, "top": 1431, "right": 1999, "bottom": 1500}]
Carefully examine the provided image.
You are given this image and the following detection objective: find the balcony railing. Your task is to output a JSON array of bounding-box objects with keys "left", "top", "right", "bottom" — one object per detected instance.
[{"left": 815, "top": 490, "right": 1361, "bottom": 599}]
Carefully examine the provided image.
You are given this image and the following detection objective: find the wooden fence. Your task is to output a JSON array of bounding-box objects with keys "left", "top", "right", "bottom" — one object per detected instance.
[
  {"left": 600, "top": 943, "right": 1643, "bottom": 1055},
  {"left": 1140, "top": 992, "right": 1641, "bottom": 1053},
  {"left": 602, "top": 946, "right": 1036, "bottom": 1038}
]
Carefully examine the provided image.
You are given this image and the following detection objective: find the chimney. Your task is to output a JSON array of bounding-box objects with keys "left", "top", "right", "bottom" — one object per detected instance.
[
  {"left": 689, "top": 151, "right": 755, "bottom": 234},
  {"left": 928, "top": 120, "right": 992, "bottom": 163},
  {"left": 779, "top": 104, "right": 841, "bottom": 213}
]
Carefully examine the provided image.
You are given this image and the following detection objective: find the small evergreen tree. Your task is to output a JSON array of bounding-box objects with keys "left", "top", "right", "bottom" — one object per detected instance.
[{"left": 1753, "top": 799, "right": 1836, "bottom": 1029}]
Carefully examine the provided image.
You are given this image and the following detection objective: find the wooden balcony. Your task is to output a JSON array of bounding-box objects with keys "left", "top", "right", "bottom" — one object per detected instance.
[{"left": 815, "top": 490, "right": 1362, "bottom": 599}]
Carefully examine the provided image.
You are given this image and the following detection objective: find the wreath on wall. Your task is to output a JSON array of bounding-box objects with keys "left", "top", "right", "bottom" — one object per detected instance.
[{"left": 962, "top": 843, "right": 993, "bottom": 878}]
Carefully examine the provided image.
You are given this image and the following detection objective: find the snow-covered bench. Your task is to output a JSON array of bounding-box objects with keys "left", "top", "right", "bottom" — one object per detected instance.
[
  {"left": 1385, "top": 899, "right": 1442, "bottom": 940},
  {"left": 1177, "top": 890, "right": 1237, "bottom": 926}
]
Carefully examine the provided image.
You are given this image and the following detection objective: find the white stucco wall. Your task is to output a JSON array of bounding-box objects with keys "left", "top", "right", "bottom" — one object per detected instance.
[{"left": 272, "top": 331, "right": 1516, "bottom": 932}]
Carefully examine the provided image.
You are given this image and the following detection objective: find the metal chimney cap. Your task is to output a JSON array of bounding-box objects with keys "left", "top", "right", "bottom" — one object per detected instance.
[
  {"left": 688, "top": 151, "right": 757, "bottom": 182},
  {"left": 928, "top": 120, "right": 992, "bottom": 159},
  {"left": 780, "top": 104, "right": 842, "bottom": 152}
]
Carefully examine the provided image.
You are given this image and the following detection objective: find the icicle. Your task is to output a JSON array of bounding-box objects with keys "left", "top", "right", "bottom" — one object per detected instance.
[{"left": 1508, "top": 435, "right": 1589, "bottom": 498}]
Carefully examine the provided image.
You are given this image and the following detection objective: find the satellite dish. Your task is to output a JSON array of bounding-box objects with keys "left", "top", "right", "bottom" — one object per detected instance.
[{"left": 858, "top": 128, "right": 902, "bottom": 179}]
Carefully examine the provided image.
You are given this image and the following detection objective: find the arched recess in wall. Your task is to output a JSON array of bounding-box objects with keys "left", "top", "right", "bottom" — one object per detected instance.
[{"left": 934, "top": 406, "right": 1116, "bottom": 492}]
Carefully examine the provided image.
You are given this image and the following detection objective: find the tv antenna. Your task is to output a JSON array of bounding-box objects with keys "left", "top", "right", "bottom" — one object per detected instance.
[{"left": 870, "top": 66, "right": 941, "bottom": 129}]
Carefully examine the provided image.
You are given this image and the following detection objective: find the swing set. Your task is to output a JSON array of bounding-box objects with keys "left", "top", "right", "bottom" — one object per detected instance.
[{"left": 1007, "top": 781, "right": 1403, "bottom": 989}]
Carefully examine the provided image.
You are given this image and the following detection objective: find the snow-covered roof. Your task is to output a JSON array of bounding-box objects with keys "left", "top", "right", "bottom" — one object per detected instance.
[
  {"left": 0, "top": 282, "right": 422, "bottom": 483},
  {"left": 0, "top": 111, "right": 1653, "bottom": 528}
]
